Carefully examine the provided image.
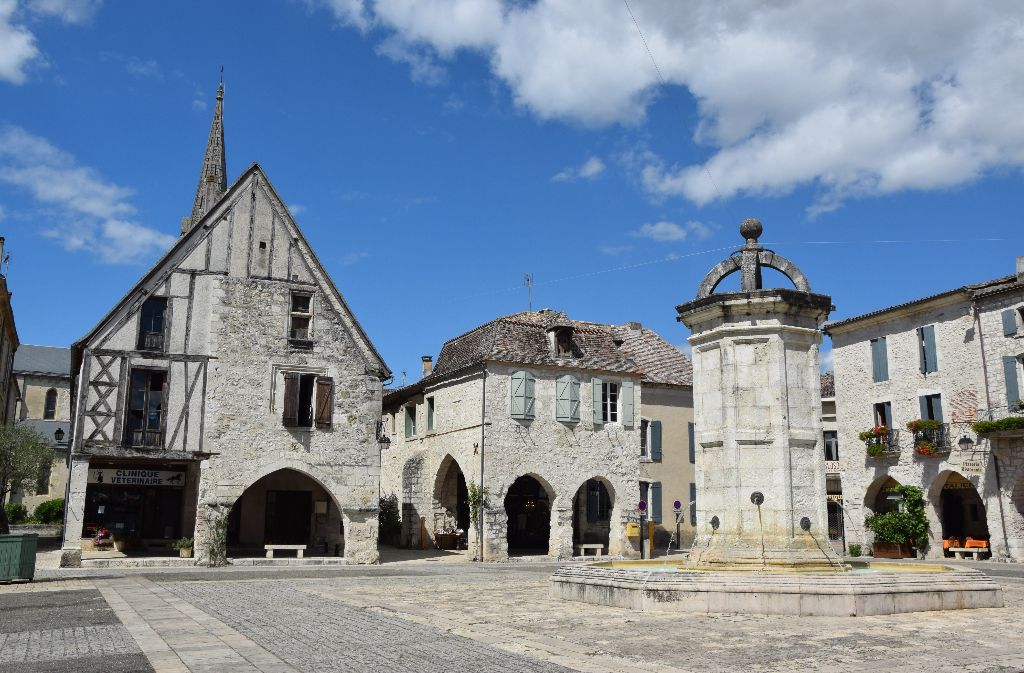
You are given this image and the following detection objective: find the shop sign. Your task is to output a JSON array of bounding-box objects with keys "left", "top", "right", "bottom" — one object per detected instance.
[
  {"left": 88, "top": 469, "right": 185, "bottom": 486},
  {"left": 942, "top": 481, "right": 977, "bottom": 490},
  {"left": 961, "top": 460, "right": 984, "bottom": 475},
  {"left": 824, "top": 461, "right": 840, "bottom": 474},
  {"left": 826, "top": 494, "right": 843, "bottom": 501}
]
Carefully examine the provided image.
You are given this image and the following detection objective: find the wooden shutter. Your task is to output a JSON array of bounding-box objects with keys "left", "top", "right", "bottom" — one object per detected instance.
[
  {"left": 587, "top": 480, "right": 599, "bottom": 522},
  {"left": 919, "top": 395, "right": 929, "bottom": 420},
  {"left": 314, "top": 376, "right": 333, "bottom": 428},
  {"left": 621, "top": 380, "right": 634, "bottom": 426},
  {"left": 569, "top": 377, "right": 580, "bottom": 422},
  {"left": 511, "top": 371, "right": 526, "bottom": 419},
  {"left": 592, "top": 378, "right": 602, "bottom": 423},
  {"left": 524, "top": 372, "right": 535, "bottom": 420},
  {"left": 651, "top": 420, "right": 662, "bottom": 460},
  {"left": 405, "top": 407, "right": 414, "bottom": 437},
  {"left": 689, "top": 482, "right": 697, "bottom": 525},
  {"left": 871, "top": 337, "right": 889, "bottom": 382},
  {"left": 919, "top": 326, "right": 938, "bottom": 373},
  {"left": 688, "top": 422, "right": 695, "bottom": 463},
  {"left": 651, "top": 481, "right": 662, "bottom": 523},
  {"left": 932, "top": 395, "right": 943, "bottom": 422},
  {"left": 282, "top": 373, "right": 299, "bottom": 427},
  {"left": 883, "top": 401, "right": 892, "bottom": 426},
  {"left": 1004, "top": 356, "right": 1020, "bottom": 406},
  {"left": 1003, "top": 310, "right": 1018, "bottom": 336},
  {"left": 556, "top": 376, "right": 570, "bottom": 421}
]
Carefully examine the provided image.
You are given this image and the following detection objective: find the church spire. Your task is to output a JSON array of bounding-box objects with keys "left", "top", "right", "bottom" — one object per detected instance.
[{"left": 182, "top": 79, "right": 227, "bottom": 235}]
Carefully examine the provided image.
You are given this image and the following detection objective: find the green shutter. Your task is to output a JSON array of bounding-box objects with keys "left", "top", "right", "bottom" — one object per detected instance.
[
  {"left": 592, "top": 377, "right": 603, "bottom": 423},
  {"left": 651, "top": 420, "right": 662, "bottom": 460},
  {"left": 511, "top": 371, "right": 526, "bottom": 419},
  {"left": 689, "top": 482, "right": 696, "bottom": 525},
  {"left": 651, "top": 482, "right": 662, "bottom": 523},
  {"left": 688, "top": 422, "right": 695, "bottom": 463},
  {"left": 919, "top": 395, "right": 928, "bottom": 420},
  {"left": 556, "top": 375, "right": 570, "bottom": 421},
  {"left": 919, "top": 325, "right": 938, "bottom": 373},
  {"left": 405, "top": 407, "right": 413, "bottom": 437},
  {"left": 524, "top": 372, "right": 535, "bottom": 420},
  {"left": 1004, "top": 356, "right": 1020, "bottom": 406},
  {"left": 1003, "top": 309, "right": 1018, "bottom": 336},
  {"left": 621, "top": 380, "right": 634, "bottom": 426},
  {"left": 871, "top": 337, "right": 889, "bottom": 382},
  {"left": 569, "top": 376, "right": 580, "bottom": 422}
]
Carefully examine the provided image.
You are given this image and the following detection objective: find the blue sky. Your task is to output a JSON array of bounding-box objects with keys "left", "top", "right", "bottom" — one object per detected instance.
[{"left": 1, "top": 0, "right": 1022, "bottom": 383}]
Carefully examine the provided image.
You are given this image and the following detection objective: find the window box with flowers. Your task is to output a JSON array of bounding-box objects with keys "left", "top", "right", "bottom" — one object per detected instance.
[
  {"left": 860, "top": 426, "right": 897, "bottom": 457},
  {"left": 906, "top": 419, "right": 950, "bottom": 456}
]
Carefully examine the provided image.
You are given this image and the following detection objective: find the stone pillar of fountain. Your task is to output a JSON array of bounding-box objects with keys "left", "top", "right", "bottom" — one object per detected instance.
[{"left": 677, "top": 219, "right": 836, "bottom": 570}]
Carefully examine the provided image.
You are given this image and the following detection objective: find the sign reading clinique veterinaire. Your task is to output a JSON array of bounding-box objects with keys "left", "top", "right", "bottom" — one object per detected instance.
[{"left": 88, "top": 469, "right": 184, "bottom": 486}]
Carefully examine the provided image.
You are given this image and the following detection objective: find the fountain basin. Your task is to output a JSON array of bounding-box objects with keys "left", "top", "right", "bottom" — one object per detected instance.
[{"left": 550, "top": 562, "right": 1003, "bottom": 616}]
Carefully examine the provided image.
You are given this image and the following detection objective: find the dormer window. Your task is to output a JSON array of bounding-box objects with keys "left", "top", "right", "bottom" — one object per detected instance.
[
  {"left": 555, "top": 329, "right": 572, "bottom": 357},
  {"left": 290, "top": 292, "right": 313, "bottom": 347},
  {"left": 138, "top": 298, "right": 167, "bottom": 350}
]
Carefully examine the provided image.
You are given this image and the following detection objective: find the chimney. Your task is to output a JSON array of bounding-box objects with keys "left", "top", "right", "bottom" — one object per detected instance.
[
  {"left": 627, "top": 322, "right": 642, "bottom": 331},
  {"left": 1017, "top": 255, "right": 1024, "bottom": 285},
  {"left": 421, "top": 356, "right": 433, "bottom": 378}
]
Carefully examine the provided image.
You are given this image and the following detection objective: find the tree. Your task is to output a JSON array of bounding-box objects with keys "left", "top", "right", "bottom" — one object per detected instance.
[
  {"left": 466, "top": 482, "right": 489, "bottom": 561},
  {"left": 0, "top": 423, "right": 55, "bottom": 534},
  {"left": 865, "top": 484, "right": 930, "bottom": 551}
]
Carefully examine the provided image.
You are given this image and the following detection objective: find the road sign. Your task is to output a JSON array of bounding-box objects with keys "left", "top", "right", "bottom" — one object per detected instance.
[
  {"left": 673, "top": 500, "right": 682, "bottom": 511},
  {"left": 638, "top": 500, "right": 647, "bottom": 512}
]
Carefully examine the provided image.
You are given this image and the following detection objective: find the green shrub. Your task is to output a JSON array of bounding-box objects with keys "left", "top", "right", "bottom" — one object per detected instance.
[
  {"left": 5, "top": 502, "right": 29, "bottom": 525},
  {"left": 906, "top": 419, "right": 941, "bottom": 431},
  {"left": 172, "top": 537, "right": 194, "bottom": 550},
  {"left": 32, "top": 498, "right": 64, "bottom": 524},
  {"left": 379, "top": 493, "right": 402, "bottom": 536},
  {"left": 848, "top": 544, "right": 862, "bottom": 557},
  {"left": 972, "top": 416, "right": 1024, "bottom": 433},
  {"left": 866, "top": 443, "right": 886, "bottom": 456},
  {"left": 865, "top": 485, "right": 929, "bottom": 547}
]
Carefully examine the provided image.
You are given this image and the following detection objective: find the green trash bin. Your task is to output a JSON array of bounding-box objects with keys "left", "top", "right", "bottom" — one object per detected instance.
[{"left": 0, "top": 533, "right": 38, "bottom": 583}]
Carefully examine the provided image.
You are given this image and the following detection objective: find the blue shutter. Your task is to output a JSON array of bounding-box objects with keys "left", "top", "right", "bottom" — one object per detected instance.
[
  {"left": 871, "top": 337, "right": 889, "bottom": 382},
  {"left": 883, "top": 402, "right": 892, "bottom": 427},
  {"left": 621, "top": 380, "right": 634, "bottom": 426},
  {"left": 587, "top": 480, "right": 598, "bottom": 522},
  {"left": 919, "top": 395, "right": 928, "bottom": 420},
  {"left": 1004, "top": 356, "right": 1020, "bottom": 406},
  {"left": 651, "top": 481, "right": 662, "bottom": 523},
  {"left": 919, "top": 325, "right": 938, "bottom": 373},
  {"left": 687, "top": 422, "right": 695, "bottom": 463},
  {"left": 569, "top": 377, "right": 580, "bottom": 422},
  {"left": 651, "top": 420, "right": 662, "bottom": 460},
  {"left": 932, "top": 395, "right": 943, "bottom": 422},
  {"left": 556, "top": 375, "right": 570, "bottom": 421},
  {"left": 524, "top": 372, "right": 535, "bottom": 420},
  {"left": 511, "top": 371, "right": 526, "bottom": 419},
  {"left": 1003, "top": 309, "right": 1018, "bottom": 336},
  {"left": 592, "top": 377, "right": 603, "bottom": 423},
  {"left": 689, "top": 482, "right": 696, "bottom": 525}
]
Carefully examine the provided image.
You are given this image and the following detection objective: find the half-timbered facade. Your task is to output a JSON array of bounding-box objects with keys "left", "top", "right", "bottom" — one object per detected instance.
[{"left": 60, "top": 85, "right": 390, "bottom": 566}]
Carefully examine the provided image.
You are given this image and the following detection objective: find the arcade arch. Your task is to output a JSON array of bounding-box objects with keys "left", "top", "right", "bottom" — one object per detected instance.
[
  {"left": 432, "top": 455, "right": 470, "bottom": 542},
  {"left": 505, "top": 474, "right": 553, "bottom": 555},
  {"left": 935, "top": 472, "right": 990, "bottom": 548},
  {"left": 571, "top": 477, "right": 614, "bottom": 555},
  {"left": 866, "top": 475, "right": 902, "bottom": 514}
]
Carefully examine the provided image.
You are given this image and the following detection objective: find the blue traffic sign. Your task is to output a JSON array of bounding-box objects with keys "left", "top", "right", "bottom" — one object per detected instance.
[
  {"left": 673, "top": 501, "right": 681, "bottom": 510},
  {"left": 638, "top": 500, "right": 647, "bottom": 512}
]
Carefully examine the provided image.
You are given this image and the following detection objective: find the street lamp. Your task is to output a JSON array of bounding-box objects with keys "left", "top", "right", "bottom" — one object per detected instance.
[
  {"left": 54, "top": 427, "right": 64, "bottom": 443},
  {"left": 958, "top": 434, "right": 975, "bottom": 451}
]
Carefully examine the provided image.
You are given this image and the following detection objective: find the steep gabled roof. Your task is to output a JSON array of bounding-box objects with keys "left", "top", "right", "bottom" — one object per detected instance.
[
  {"left": 73, "top": 162, "right": 390, "bottom": 379},
  {"left": 13, "top": 345, "right": 71, "bottom": 377},
  {"left": 610, "top": 324, "right": 692, "bottom": 386}
]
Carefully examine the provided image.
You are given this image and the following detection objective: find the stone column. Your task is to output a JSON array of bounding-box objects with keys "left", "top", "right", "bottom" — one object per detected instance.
[
  {"left": 551, "top": 505, "right": 574, "bottom": 560},
  {"left": 342, "top": 505, "right": 380, "bottom": 564},
  {"left": 59, "top": 454, "right": 91, "bottom": 568},
  {"left": 483, "top": 506, "right": 508, "bottom": 561}
]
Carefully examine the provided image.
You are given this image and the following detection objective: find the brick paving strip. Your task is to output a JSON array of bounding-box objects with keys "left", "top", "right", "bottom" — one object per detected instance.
[{"left": 94, "top": 575, "right": 297, "bottom": 673}]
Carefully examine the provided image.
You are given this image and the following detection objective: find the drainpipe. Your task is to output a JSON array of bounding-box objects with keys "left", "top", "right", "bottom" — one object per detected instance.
[
  {"left": 974, "top": 301, "right": 1010, "bottom": 559},
  {"left": 479, "top": 363, "right": 486, "bottom": 562}
]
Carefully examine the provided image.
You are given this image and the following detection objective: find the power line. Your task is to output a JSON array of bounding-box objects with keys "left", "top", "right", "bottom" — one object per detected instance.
[{"left": 621, "top": 0, "right": 736, "bottom": 225}]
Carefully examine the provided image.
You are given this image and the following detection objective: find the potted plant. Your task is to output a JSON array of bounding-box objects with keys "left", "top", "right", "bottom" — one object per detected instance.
[
  {"left": 905, "top": 419, "right": 941, "bottom": 432},
  {"left": 865, "top": 485, "right": 929, "bottom": 558},
  {"left": 859, "top": 425, "right": 890, "bottom": 456},
  {"left": 93, "top": 527, "right": 112, "bottom": 549},
  {"left": 172, "top": 537, "right": 194, "bottom": 558},
  {"left": 914, "top": 440, "right": 937, "bottom": 456},
  {"left": 111, "top": 534, "right": 126, "bottom": 552}
]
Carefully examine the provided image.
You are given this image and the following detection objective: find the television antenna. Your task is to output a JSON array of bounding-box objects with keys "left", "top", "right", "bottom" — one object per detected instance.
[{"left": 524, "top": 273, "right": 534, "bottom": 311}]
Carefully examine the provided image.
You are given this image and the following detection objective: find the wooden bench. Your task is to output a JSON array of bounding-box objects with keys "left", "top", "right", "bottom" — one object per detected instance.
[
  {"left": 948, "top": 547, "right": 987, "bottom": 560},
  {"left": 265, "top": 544, "right": 306, "bottom": 558},
  {"left": 575, "top": 544, "right": 605, "bottom": 557}
]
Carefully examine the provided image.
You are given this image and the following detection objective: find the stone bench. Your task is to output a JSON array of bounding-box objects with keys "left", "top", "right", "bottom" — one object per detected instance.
[
  {"left": 265, "top": 544, "right": 306, "bottom": 558},
  {"left": 949, "top": 547, "right": 987, "bottom": 560},
  {"left": 575, "top": 544, "right": 605, "bottom": 557}
]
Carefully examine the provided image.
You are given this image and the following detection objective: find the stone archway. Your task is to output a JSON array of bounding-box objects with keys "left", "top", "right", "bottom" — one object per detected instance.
[
  {"left": 504, "top": 474, "right": 553, "bottom": 556},
  {"left": 431, "top": 455, "right": 470, "bottom": 547},
  {"left": 571, "top": 477, "right": 614, "bottom": 556},
  {"left": 933, "top": 472, "right": 990, "bottom": 551},
  {"left": 865, "top": 475, "right": 901, "bottom": 515}
]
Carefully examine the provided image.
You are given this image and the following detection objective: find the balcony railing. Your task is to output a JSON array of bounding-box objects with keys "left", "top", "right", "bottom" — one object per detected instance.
[
  {"left": 865, "top": 428, "right": 900, "bottom": 456},
  {"left": 912, "top": 424, "right": 951, "bottom": 451},
  {"left": 975, "top": 404, "right": 1024, "bottom": 423},
  {"left": 138, "top": 331, "right": 164, "bottom": 350},
  {"left": 127, "top": 430, "right": 163, "bottom": 449}
]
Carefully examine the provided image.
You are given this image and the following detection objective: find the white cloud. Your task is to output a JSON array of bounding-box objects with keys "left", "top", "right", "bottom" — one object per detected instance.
[
  {"left": 26, "top": 0, "right": 101, "bottom": 24},
  {"left": 0, "top": 0, "right": 101, "bottom": 84},
  {"left": 552, "top": 156, "right": 605, "bottom": 182},
  {"left": 0, "top": 124, "right": 175, "bottom": 264},
  {"left": 342, "top": 252, "right": 369, "bottom": 265},
  {"left": 632, "top": 220, "right": 714, "bottom": 242},
  {"left": 309, "top": 0, "right": 1024, "bottom": 211},
  {"left": 676, "top": 341, "right": 692, "bottom": 357},
  {"left": 125, "top": 56, "right": 159, "bottom": 78},
  {"left": 288, "top": 204, "right": 307, "bottom": 215},
  {"left": 819, "top": 347, "right": 833, "bottom": 374}
]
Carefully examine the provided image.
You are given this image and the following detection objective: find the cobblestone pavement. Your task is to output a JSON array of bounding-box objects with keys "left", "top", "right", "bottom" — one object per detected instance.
[{"left": 4, "top": 558, "right": 1024, "bottom": 672}]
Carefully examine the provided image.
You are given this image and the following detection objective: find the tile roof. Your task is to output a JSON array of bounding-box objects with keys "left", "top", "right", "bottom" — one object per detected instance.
[
  {"left": 609, "top": 324, "right": 692, "bottom": 386},
  {"left": 13, "top": 345, "right": 71, "bottom": 377},
  {"left": 820, "top": 373, "right": 835, "bottom": 399}
]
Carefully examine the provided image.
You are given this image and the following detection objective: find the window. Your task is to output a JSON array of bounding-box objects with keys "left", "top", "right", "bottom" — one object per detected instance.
[
  {"left": 44, "top": 388, "right": 57, "bottom": 420},
  {"left": 126, "top": 369, "right": 165, "bottom": 447},
  {"left": 36, "top": 464, "right": 51, "bottom": 495},
  {"left": 138, "top": 298, "right": 167, "bottom": 350},
  {"left": 427, "top": 397, "right": 435, "bottom": 431},
  {"left": 586, "top": 479, "right": 613, "bottom": 522},
  {"left": 510, "top": 371, "right": 536, "bottom": 420},
  {"left": 919, "top": 394, "right": 943, "bottom": 421},
  {"left": 405, "top": 406, "right": 416, "bottom": 437},
  {"left": 918, "top": 325, "right": 938, "bottom": 373},
  {"left": 640, "top": 419, "right": 648, "bottom": 457},
  {"left": 870, "top": 337, "right": 889, "bottom": 382},
  {"left": 602, "top": 382, "right": 618, "bottom": 423},
  {"left": 1003, "top": 309, "right": 1019, "bottom": 337},
  {"left": 282, "top": 373, "right": 333, "bottom": 428},
  {"left": 289, "top": 292, "right": 313, "bottom": 345},
  {"left": 873, "top": 401, "right": 892, "bottom": 427},
  {"left": 824, "top": 431, "right": 839, "bottom": 461},
  {"left": 555, "top": 374, "right": 580, "bottom": 422},
  {"left": 554, "top": 329, "right": 572, "bottom": 357}
]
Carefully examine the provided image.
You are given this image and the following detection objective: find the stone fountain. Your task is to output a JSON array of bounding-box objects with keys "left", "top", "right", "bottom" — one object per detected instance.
[{"left": 550, "top": 220, "right": 1004, "bottom": 616}]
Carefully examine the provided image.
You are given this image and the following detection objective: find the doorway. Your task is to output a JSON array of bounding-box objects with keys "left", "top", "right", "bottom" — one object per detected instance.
[
  {"left": 264, "top": 490, "right": 312, "bottom": 545},
  {"left": 505, "top": 475, "right": 551, "bottom": 553}
]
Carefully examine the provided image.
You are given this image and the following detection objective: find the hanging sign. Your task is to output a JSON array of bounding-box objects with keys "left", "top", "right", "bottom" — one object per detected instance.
[
  {"left": 826, "top": 494, "right": 843, "bottom": 501},
  {"left": 824, "top": 461, "right": 840, "bottom": 474},
  {"left": 961, "top": 460, "right": 984, "bottom": 475},
  {"left": 88, "top": 469, "right": 185, "bottom": 486}
]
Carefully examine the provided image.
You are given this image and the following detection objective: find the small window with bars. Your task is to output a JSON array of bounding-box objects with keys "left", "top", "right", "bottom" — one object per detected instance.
[
  {"left": 289, "top": 293, "right": 313, "bottom": 345},
  {"left": 138, "top": 298, "right": 167, "bottom": 350}
]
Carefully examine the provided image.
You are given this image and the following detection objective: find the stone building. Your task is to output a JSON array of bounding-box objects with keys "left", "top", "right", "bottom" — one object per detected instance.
[
  {"left": 60, "top": 83, "right": 389, "bottom": 566},
  {"left": 820, "top": 372, "right": 845, "bottom": 551},
  {"left": 0, "top": 238, "right": 19, "bottom": 425},
  {"left": 826, "top": 254, "right": 1024, "bottom": 560},
  {"left": 380, "top": 310, "right": 688, "bottom": 561},
  {"left": 10, "top": 345, "right": 72, "bottom": 513}
]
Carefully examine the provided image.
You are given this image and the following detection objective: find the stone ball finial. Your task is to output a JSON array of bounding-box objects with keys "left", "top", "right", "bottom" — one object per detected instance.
[{"left": 740, "top": 218, "right": 762, "bottom": 244}]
